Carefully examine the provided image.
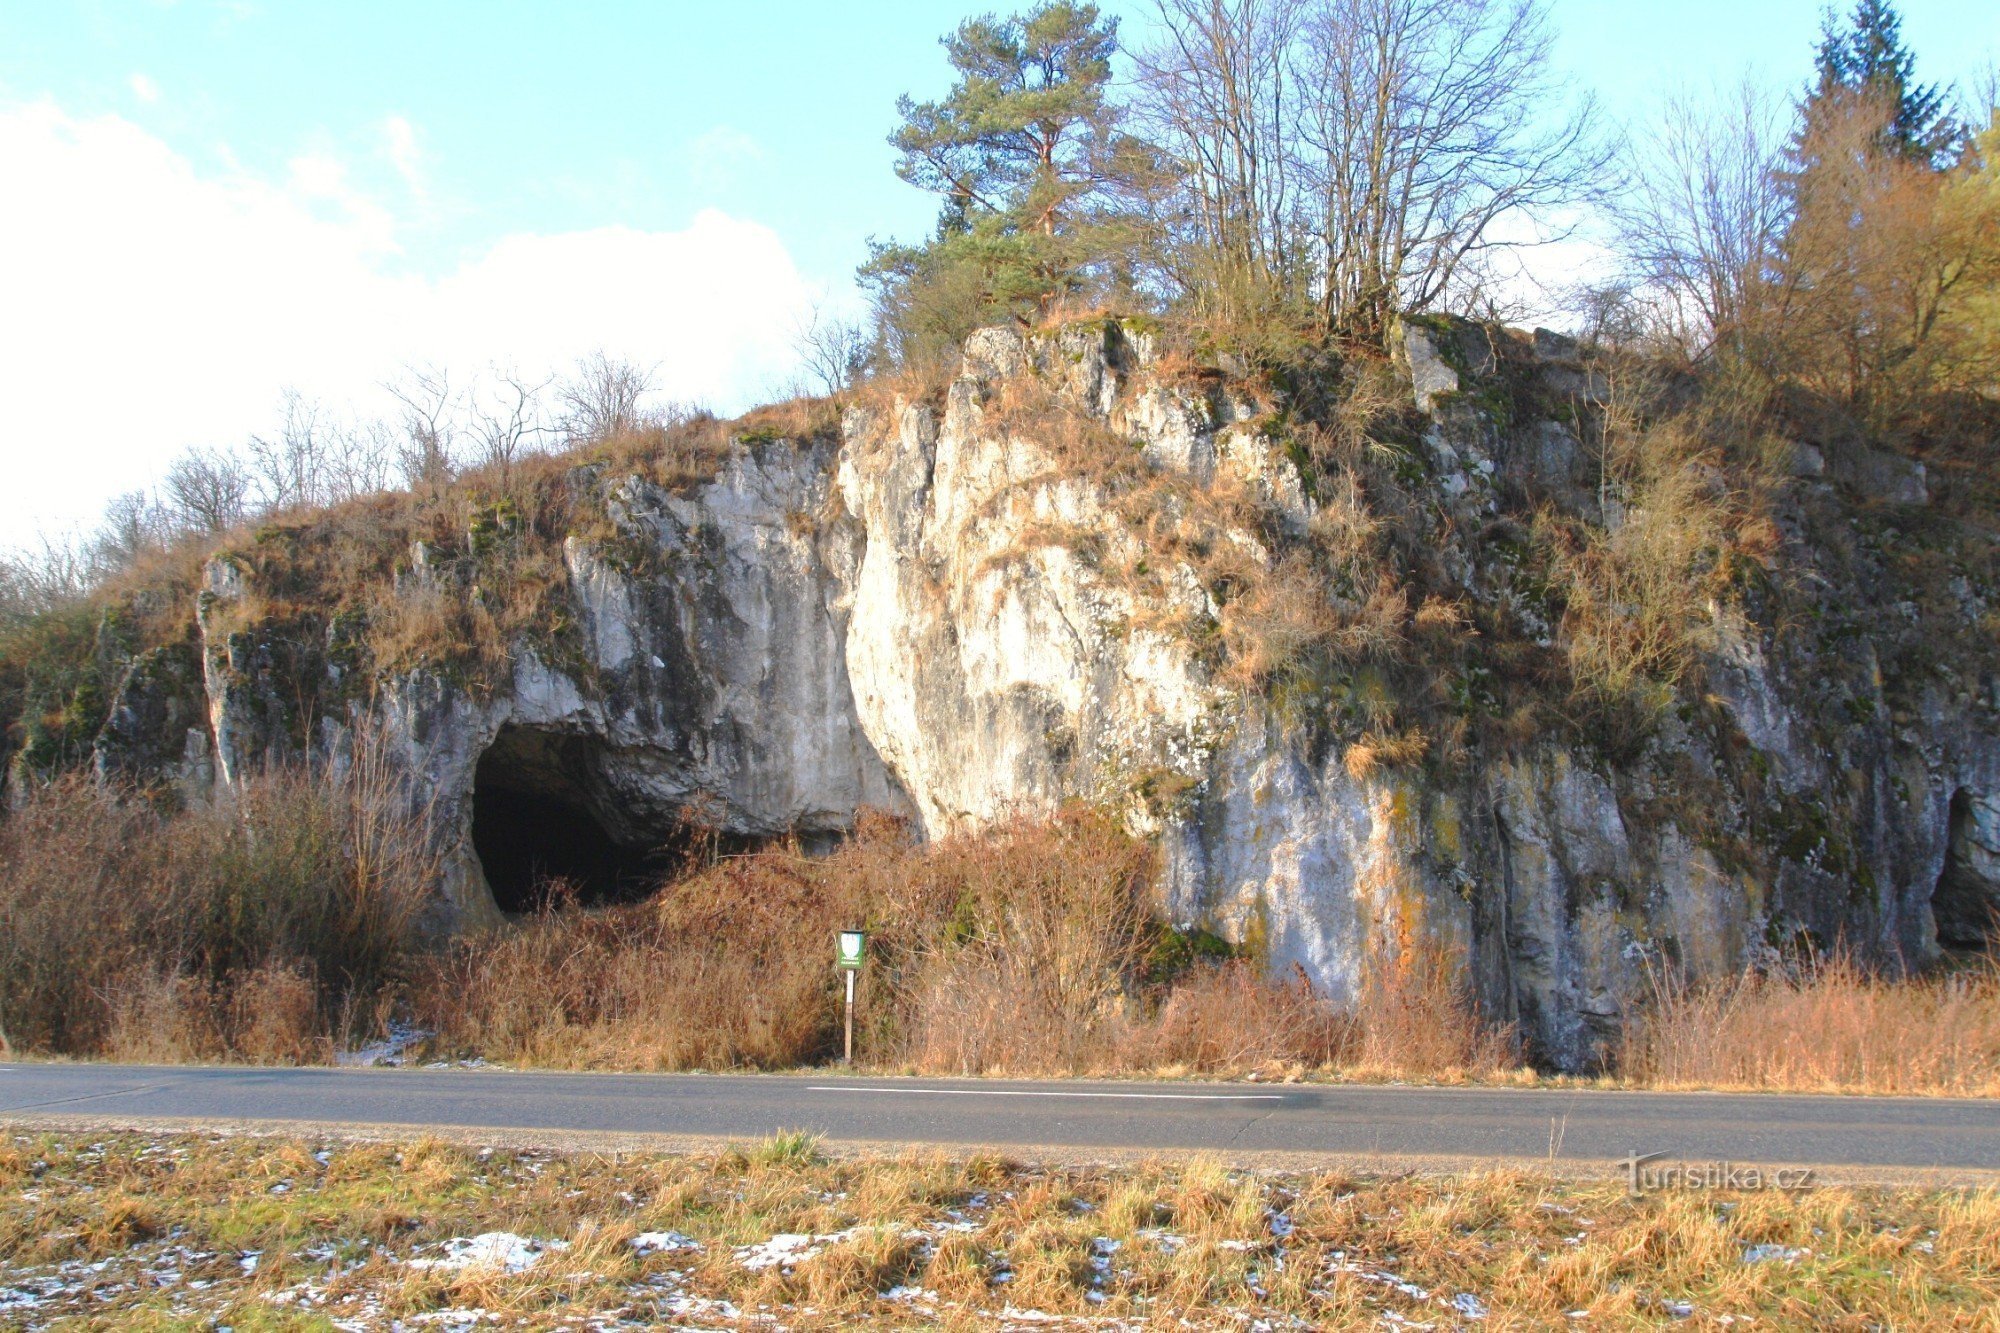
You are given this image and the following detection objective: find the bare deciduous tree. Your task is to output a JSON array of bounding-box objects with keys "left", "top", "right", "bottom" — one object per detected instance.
[
  {"left": 1131, "top": 0, "right": 1306, "bottom": 324},
  {"left": 1616, "top": 81, "right": 1789, "bottom": 356},
  {"left": 246, "top": 389, "right": 333, "bottom": 513},
  {"left": 470, "top": 367, "right": 551, "bottom": 478},
  {"left": 328, "top": 419, "right": 397, "bottom": 502},
  {"left": 91, "top": 490, "right": 172, "bottom": 577},
  {"left": 163, "top": 446, "right": 252, "bottom": 534},
  {"left": 0, "top": 538, "right": 92, "bottom": 623},
  {"left": 557, "top": 352, "right": 654, "bottom": 444},
  {"left": 1135, "top": 0, "right": 1602, "bottom": 339},
  {"left": 245, "top": 390, "right": 396, "bottom": 512},
  {"left": 1297, "top": 0, "right": 1604, "bottom": 336},
  {"left": 387, "top": 365, "right": 459, "bottom": 493},
  {"left": 793, "top": 305, "right": 871, "bottom": 397}
]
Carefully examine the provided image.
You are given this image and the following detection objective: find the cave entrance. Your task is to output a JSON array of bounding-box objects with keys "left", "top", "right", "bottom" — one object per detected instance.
[
  {"left": 1934, "top": 789, "right": 2000, "bottom": 953},
  {"left": 470, "top": 727, "right": 683, "bottom": 914}
]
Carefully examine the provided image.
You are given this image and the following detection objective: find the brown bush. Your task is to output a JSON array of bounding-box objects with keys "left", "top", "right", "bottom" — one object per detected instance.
[
  {"left": 418, "top": 806, "right": 1524, "bottom": 1082},
  {"left": 1136, "top": 963, "right": 1352, "bottom": 1073},
  {"left": 1620, "top": 952, "right": 2000, "bottom": 1097},
  {"left": 1350, "top": 942, "right": 1520, "bottom": 1078},
  {"left": 0, "top": 735, "right": 438, "bottom": 1059},
  {"left": 418, "top": 809, "right": 1161, "bottom": 1073}
]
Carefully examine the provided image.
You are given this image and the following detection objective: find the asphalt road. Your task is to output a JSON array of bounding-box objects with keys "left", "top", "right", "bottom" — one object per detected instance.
[{"left": 2, "top": 1062, "right": 1995, "bottom": 1180}]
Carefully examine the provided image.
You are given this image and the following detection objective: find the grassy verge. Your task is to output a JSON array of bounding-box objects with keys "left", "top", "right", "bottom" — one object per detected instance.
[{"left": 2, "top": 1130, "right": 1996, "bottom": 1329}]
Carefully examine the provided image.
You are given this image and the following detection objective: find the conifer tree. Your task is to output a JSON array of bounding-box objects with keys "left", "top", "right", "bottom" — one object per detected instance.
[
  {"left": 1807, "top": 1, "right": 1957, "bottom": 166},
  {"left": 862, "top": 3, "right": 1146, "bottom": 366}
]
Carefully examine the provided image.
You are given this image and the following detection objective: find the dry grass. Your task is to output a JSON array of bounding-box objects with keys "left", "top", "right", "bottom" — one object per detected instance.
[
  {"left": 416, "top": 809, "right": 1521, "bottom": 1085},
  {"left": 6, "top": 750, "right": 1996, "bottom": 1099},
  {"left": 1538, "top": 373, "right": 1785, "bottom": 731},
  {"left": 1, "top": 1129, "right": 1994, "bottom": 1328},
  {"left": 0, "top": 736, "right": 437, "bottom": 1060},
  {"left": 1623, "top": 954, "right": 2000, "bottom": 1098}
]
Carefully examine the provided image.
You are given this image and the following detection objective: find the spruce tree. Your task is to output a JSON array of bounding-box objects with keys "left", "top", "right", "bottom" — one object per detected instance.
[{"left": 1808, "top": 1, "right": 1957, "bottom": 165}]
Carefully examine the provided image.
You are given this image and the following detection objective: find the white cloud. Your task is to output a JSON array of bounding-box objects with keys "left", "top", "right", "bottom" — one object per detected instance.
[
  {"left": 285, "top": 148, "right": 399, "bottom": 253},
  {"left": 128, "top": 73, "right": 160, "bottom": 104},
  {"left": 0, "top": 101, "right": 816, "bottom": 543},
  {"left": 380, "top": 113, "right": 425, "bottom": 201},
  {"left": 685, "top": 125, "right": 765, "bottom": 193}
]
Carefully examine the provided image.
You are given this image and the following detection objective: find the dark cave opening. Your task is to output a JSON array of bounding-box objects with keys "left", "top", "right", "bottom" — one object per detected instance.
[
  {"left": 1934, "top": 789, "right": 1999, "bottom": 953},
  {"left": 469, "top": 727, "right": 683, "bottom": 914}
]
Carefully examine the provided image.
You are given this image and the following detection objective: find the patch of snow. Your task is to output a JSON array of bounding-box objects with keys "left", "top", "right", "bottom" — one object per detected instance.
[
  {"left": 735, "top": 1228, "right": 861, "bottom": 1272},
  {"left": 0, "top": 1277, "right": 73, "bottom": 1313},
  {"left": 630, "top": 1231, "right": 702, "bottom": 1257},
  {"left": 664, "top": 1294, "right": 743, "bottom": 1321},
  {"left": 1743, "top": 1244, "right": 1809, "bottom": 1265},
  {"left": 407, "top": 1233, "right": 568, "bottom": 1275},
  {"left": 406, "top": 1309, "right": 501, "bottom": 1328},
  {"left": 337, "top": 1021, "right": 432, "bottom": 1067},
  {"left": 1326, "top": 1259, "right": 1429, "bottom": 1301},
  {"left": 1451, "top": 1292, "right": 1489, "bottom": 1320}
]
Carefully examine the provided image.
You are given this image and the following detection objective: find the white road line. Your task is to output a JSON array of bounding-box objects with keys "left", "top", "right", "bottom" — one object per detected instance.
[{"left": 807, "top": 1086, "right": 1284, "bottom": 1102}]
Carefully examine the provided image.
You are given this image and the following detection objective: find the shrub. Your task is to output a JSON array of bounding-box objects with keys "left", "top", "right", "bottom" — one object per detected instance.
[
  {"left": 1620, "top": 952, "right": 2000, "bottom": 1097},
  {"left": 417, "top": 805, "right": 1521, "bottom": 1082},
  {"left": 417, "top": 809, "right": 1159, "bottom": 1073},
  {"left": 0, "top": 736, "right": 438, "bottom": 1058}
]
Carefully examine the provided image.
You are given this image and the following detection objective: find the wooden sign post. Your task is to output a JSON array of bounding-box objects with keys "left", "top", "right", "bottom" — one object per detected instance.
[{"left": 836, "top": 930, "right": 865, "bottom": 1064}]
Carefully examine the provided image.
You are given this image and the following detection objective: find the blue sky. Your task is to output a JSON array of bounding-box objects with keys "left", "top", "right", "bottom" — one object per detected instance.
[{"left": 0, "top": 1, "right": 1994, "bottom": 540}]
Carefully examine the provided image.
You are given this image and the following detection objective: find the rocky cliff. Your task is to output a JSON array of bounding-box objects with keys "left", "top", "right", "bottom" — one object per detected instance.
[{"left": 68, "top": 318, "right": 2000, "bottom": 1069}]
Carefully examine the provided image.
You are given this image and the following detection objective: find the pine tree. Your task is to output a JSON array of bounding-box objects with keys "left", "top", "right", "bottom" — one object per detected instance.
[
  {"left": 890, "top": 3, "right": 1120, "bottom": 240},
  {"left": 862, "top": 3, "right": 1145, "bottom": 365},
  {"left": 1807, "top": 1, "right": 1957, "bottom": 166}
]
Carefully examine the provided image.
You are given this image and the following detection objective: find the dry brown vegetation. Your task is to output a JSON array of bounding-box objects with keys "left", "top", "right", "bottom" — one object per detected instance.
[
  {"left": 0, "top": 740, "right": 435, "bottom": 1061},
  {"left": 3, "top": 1129, "right": 1997, "bottom": 1328},
  {"left": 1623, "top": 954, "right": 2000, "bottom": 1099},
  {"left": 5, "top": 768, "right": 1999, "bottom": 1097},
  {"left": 417, "top": 809, "right": 1512, "bottom": 1083},
  {"left": 1536, "top": 366, "right": 1786, "bottom": 730}
]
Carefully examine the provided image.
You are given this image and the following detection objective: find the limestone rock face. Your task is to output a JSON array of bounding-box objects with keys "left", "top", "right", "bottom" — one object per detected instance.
[{"left": 128, "top": 317, "right": 2000, "bottom": 1071}]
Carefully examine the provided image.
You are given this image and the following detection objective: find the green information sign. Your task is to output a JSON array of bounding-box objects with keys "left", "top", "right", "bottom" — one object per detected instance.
[{"left": 837, "top": 930, "right": 866, "bottom": 970}]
